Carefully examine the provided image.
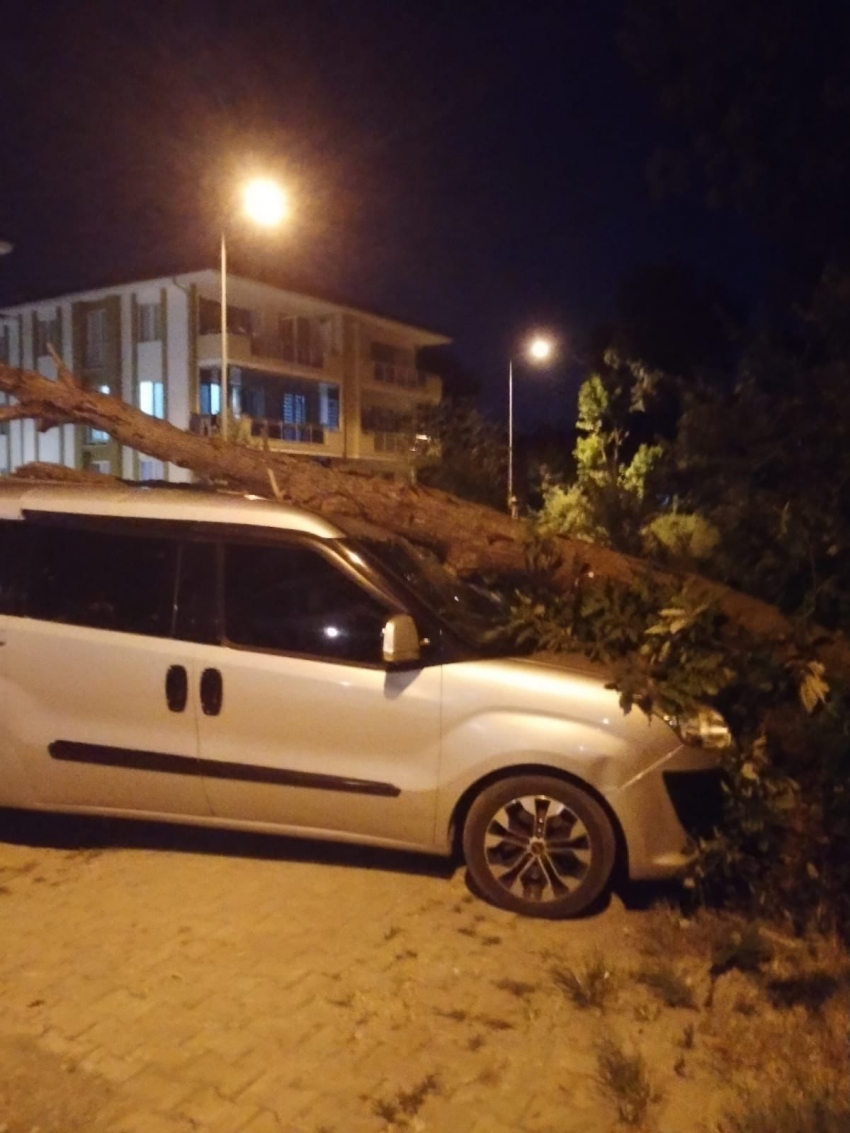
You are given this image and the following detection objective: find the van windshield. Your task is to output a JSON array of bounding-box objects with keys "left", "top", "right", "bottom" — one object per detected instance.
[{"left": 344, "top": 536, "right": 511, "bottom": 652}]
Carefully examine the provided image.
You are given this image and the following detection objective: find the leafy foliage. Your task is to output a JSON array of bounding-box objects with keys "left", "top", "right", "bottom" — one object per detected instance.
[
  {"left": 414, "top": 398, "right": 506, "bottom": 509},
  {"left": 507, "top": 543, "right": 850, "bottom": 939},
  {"left": 538, "top": 362, "right": 667, "bottom": 554}
]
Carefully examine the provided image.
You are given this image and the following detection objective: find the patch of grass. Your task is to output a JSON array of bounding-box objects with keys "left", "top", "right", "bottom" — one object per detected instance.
[
  {"left": 710, "top": 926, "right": 774, "bottom": 978},
  {"left": 596, "top": 1038, "right": 657, "bottom": 1126},
  {"left": 476, "top": 1065, "right": 500, "bottom": 1086},
  {"left": 681, "top": 1023, "right": 695, "bottom": 1050},
  {"left": 372, "top": 1075, "right": 441, "bottom": 1125},
  {"left": 436, "top": 1008, "right": 468, "bottom": 1023},
  {"left": 765, "top": 971, "right": 841, "bottom": 1013},
  {"left": 493, "top": 977, "right": 537, "bottom": 999},
  {"left": 636, "top": 961, "right": 697, "bottom": 1009},
  {"left": 552, "top": 952, "right": 615, "bottom": 1009},
  {"left": 467, "top": 1034, "right": 485, "bottom": 1051},
  {"left": 457, "top": 925, "right": 477, "bottom": 938},
  {"left": 481, "top": 934, "right": 502, "bottom": 946},
  {"left": 722, "top": 1087, "right": 850, "bottom": 1133},
  {"left": 475, "top": 1014, "right": 514, "bottom": 1031},
  {"left": 395, "top": 949, "right": 418, "bottom": 961},
  {"left": 328, "top": 992, "right": 355, "bottom": 1008},
  {"left": 637, "top": 903, "right": 693, "bottom": 959},
  {"left": 372, "top": 1098, "right": 398, "bottom": 1124}
]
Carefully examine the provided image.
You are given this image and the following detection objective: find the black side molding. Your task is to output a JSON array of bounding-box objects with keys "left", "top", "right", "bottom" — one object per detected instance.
[{"left": 47, "top": 741, "right": 401, "bottom": 798}]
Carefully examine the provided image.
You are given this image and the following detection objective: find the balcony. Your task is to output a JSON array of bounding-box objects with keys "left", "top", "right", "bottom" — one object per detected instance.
[
  {"left": 189, "top": 414, "right": 343, "bottom": 457},
  {"left": 359, "top": 431, "right": 436, "bottom": 461},
  {"left": 367, "top": 363, "right": 442, "bottom": 404},
  {"left": 197, "top": 332, "right": 341, "bottom": 380}
]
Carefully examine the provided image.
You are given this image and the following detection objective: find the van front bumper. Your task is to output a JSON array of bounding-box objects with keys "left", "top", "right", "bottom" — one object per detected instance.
[{"left": 606, "top": 744, "right": 724, "bottom": 881}]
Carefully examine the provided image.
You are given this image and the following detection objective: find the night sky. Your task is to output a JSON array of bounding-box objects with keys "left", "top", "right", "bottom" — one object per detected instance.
[{"left": 0, "top": 0, "right": 770, "bottom": 428}]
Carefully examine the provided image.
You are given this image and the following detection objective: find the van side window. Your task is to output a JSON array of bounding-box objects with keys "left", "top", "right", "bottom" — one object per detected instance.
[
  {"left": 26, "top": 525, "right": 178, "bottom": 637},
  {"left": 174, "top": 540, "right": 220, "bottom": 644},
  {"left": 0, "top": 520, "right": 27, "bottom": 614},
  {"left": 223, "top": 541, "right": 389, "bottom": 664}
]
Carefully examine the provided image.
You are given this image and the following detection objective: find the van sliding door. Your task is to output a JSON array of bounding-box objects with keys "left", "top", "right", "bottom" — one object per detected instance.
[{"left": 5, "top": 520, "right": 210, "bottom": 818}]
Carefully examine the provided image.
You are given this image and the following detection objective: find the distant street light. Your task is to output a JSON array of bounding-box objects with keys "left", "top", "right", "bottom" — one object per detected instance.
[
  {"left": 220, "top": 179, "right": 288, "bottom": 440},
  {"left": 0, "top": 240, "right": 13, "bottom": 256},
  {"left": 508, "top": 334, "right": 555, "bottom": 517}
]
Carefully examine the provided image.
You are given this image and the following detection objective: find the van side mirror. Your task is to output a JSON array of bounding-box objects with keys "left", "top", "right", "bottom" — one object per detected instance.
[{"left": 382, "top": 613, "right": 421, "bottom": 666}]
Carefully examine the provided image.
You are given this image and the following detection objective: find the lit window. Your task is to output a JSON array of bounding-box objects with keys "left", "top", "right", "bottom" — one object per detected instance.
[
  {"left": 139, "top": 458, "right": 165, "bottom": 481},
  {"left": 139, "top": 380, "right": 165, "bottom": 419}
]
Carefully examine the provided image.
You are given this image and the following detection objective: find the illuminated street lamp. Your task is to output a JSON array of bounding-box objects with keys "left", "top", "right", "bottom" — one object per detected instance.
[
  {"left": 508, "top": 334, "right": 554, "bottom": 516},
  {"left": 0, "top": 240, "right": 13, "bottom": 256},
  {"left": 220, "top": 178, "right": 288, "bottom": 440}
]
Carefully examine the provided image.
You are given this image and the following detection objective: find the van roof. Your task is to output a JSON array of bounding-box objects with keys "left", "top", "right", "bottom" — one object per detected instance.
[{"left": 0, "top": 480, "right": 347, "bottom": 539}]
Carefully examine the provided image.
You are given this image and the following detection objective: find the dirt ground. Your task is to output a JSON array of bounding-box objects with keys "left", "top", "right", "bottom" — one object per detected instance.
[{"left": 1, "top": 810, "right": 847, "bottom": 1133}]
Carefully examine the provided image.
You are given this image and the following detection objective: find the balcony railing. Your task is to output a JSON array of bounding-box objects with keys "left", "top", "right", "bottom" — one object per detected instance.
[
  {"left": 372, "top": 362, "right": 428, "bottom": 388},
  {"left": 250, "top": 333, "right": 323, "bottom": 369},
  {"left": 251, "top": 418, "right": 327, "bottom": 445},
  {"left": 189, "top": 414, "right": 329, "bottom": 446},
  {"left": 372, "top": 430, "right": 414, "bottom": 454}
]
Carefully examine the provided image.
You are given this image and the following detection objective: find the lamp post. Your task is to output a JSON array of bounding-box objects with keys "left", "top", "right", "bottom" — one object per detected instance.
[
  {"left": 220, "top": 178, "right": 287, "bottom": 441},
  {"left": 507, "top": 334, "right": 554, "bottom": 517}
]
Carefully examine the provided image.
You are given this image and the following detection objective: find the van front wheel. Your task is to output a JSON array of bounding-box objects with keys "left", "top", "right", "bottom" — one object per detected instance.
[{"left": 462, "top": 775, "right": 617, "bottom": 918}]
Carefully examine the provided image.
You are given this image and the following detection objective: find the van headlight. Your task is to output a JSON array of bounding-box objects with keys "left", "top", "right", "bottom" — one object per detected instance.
[{"left": 664, "top": 707, "right": 733, "bottom": 750}]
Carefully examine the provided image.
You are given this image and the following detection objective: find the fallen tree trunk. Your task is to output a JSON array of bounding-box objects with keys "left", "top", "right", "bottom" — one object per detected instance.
[{"left": 2, "top": 354, "right": 848, "bottom": 678}]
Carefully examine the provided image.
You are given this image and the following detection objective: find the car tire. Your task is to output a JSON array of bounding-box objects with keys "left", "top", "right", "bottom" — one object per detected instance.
[{"left": 462, "top": 774, "right": 617, "bottom": 918}]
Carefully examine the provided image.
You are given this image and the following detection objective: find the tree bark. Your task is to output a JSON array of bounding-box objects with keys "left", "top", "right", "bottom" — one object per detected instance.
[{"left": 2, "top": 355, "right": 848, "bottom": 678}]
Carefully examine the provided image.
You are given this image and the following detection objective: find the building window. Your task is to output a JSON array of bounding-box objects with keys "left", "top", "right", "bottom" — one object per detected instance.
[
  {"left": 85, "top": 308, "right": 107, "bottom": 367},
  {"left": 138, "top": 302, "right": 162, "bottom": 343},
  {"left": 198, "top": 298, "right": 255, "bottom": 336},
  {"left": 296, "top": 317, "right": 323, "bottom": 367},
  {"left": 0, "top": 325, "right": 9, "bottom": 364},
  {"left": 139, "top": 458, "right": 165, "bottom": 481},
  {"left": 277, "top": 316, "right": 296, "bottom": 361},
  {"left": 283, "top": 392, "right": 307, "bottom": 425},
  {"left": 199, "top": 367, "right": 222, "bottom": 416},
  {"left": 139, "top": 380, "right": 165, "bottom": 419},
  {"left": 319, "top": 382, "right": 340, "bottom": 430},
  {"left": 36, "top": 314, "right": 61, "bottom": 358}
]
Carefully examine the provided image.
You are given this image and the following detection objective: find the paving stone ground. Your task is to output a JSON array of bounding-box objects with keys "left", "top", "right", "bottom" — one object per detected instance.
[{"left": 0, "top": 811, "right": 724, "bottom": 1133}]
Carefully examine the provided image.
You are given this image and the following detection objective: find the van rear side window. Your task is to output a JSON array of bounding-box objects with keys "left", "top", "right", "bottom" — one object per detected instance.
[
  {"left": 26, "top": 525, "right": 178, "bottom": 637},
  {"left": 0, "top": 520, "right": 27, "bottom": 615}
]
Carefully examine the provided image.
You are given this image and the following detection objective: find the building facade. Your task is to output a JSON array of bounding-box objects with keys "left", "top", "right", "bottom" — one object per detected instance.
[{"left": 0, "top": 270, "right": 447, "bottom": 481}]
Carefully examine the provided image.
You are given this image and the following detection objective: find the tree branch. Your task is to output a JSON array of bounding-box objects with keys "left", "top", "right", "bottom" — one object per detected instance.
[{"left": 1, "top": 355, "right": 848, "bottom": 679}]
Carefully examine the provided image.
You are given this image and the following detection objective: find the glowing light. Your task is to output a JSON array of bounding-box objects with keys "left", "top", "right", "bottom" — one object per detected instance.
[
  {"left": 324, "top": 625, "right": 341, "bottom": 639},
  {"left": 243, "top": 178, "right": 287, "bottom": 227},
  {"left": 528, "top": 336, "right": 554, "bottom": 362}
]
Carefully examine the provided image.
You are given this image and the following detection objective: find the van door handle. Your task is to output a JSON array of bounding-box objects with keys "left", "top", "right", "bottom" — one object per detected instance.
[
  {"left": 200, "top": 668, "right": 223, "bottom": 717},
  {"left": 165, "top": 665, "right": 188, "bottom": 713}
]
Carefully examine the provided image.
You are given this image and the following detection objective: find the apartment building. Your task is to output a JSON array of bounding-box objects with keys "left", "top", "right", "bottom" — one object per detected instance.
[{"left": 0, "top": 270, "right": 447, "bottom": 481}]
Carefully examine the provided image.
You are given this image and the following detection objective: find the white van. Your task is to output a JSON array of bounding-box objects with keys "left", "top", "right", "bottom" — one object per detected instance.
[{"left": 0, "top": 481, "right": 725, "bottom": 917}]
